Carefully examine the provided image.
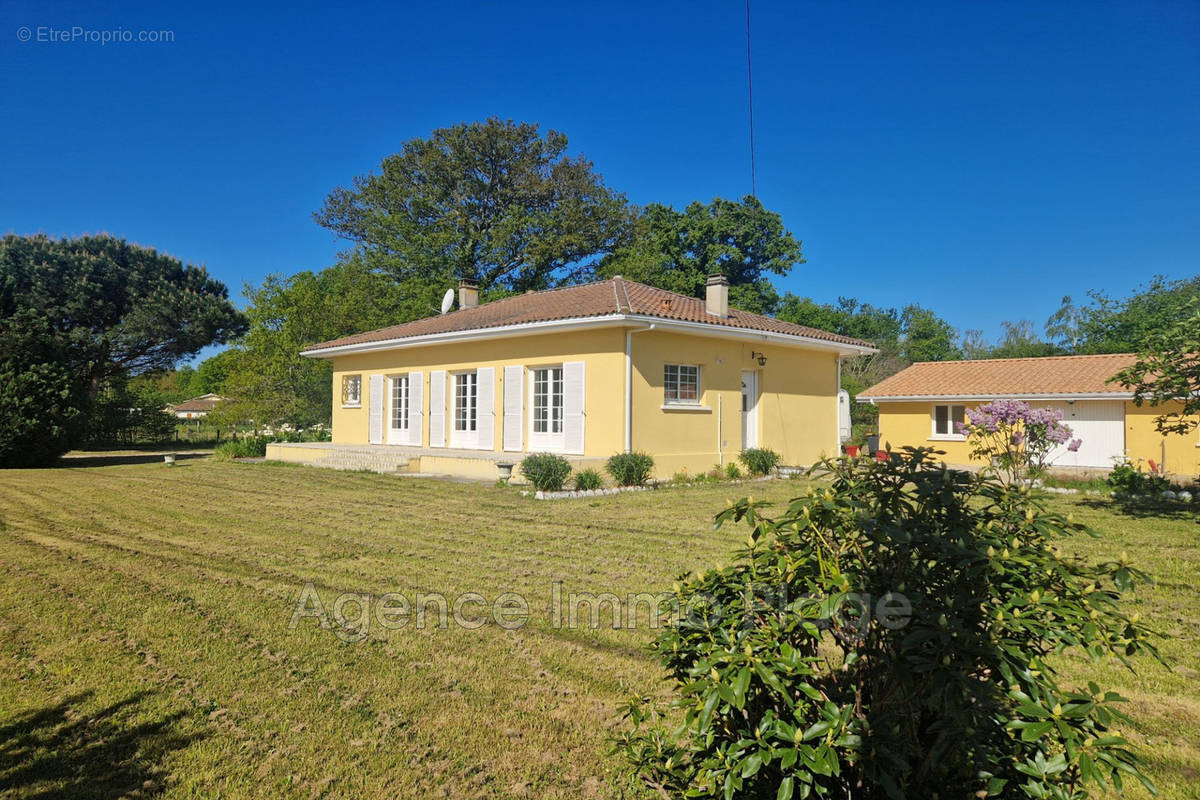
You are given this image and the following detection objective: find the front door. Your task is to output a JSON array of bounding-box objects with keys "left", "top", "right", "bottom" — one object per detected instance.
[{"left": 741, "top": 371, "right": 759, "bottom": 449}]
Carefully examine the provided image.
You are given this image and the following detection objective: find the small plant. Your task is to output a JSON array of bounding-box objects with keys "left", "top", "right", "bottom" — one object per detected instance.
[
  {"left": 959, "top": 400, "right": 1081, "bottom": 482},
  {"left": 213, "top": 437, "right": 269, "bottom": 460},
  {"left": 706, "top": 466, "right": 724, "bottom": 481},
  {"left": 1108, "top": 459, "right": 1170, "bottom": 496},
  {"left": 723, "top": 461, "right": 741, "bottom": 480},
  {"left": 520, "top": 452, "right": 572, "bottom": 492},
  {"left": 573, "top": 468, "right": 604, "bottom": 492},
  {"left": 617, "top": 447, "right": 1161, "bottom": 800},
  {"left": 606, "top": 451, "right": 654, "bottom": 486},
  {"left": 738, "top": 447, "right": 781, "bottom": 476}
]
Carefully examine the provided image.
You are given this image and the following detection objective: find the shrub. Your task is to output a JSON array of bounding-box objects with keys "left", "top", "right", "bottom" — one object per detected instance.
[
  {"left": 723, "top": 461, "right": 742, "bottom": 480},
  {"left": 573, "top": 468, "right": 604, "bottom": 492},
  {"left": 520, "top": 452, "right": 572, "bottom": 492},
  {"left": 213, "top": 436, "right": 268, "bottom": 460},
  {"left": 607, "top": 451, "right": 654, "bottom": 486},
  {"left": 617, "top": 447, "right": 1160, "bottom": 800},
  {"left": 739, "top": 447, "right": 781, "bottom": 475},
  {"left": 0, "top": 359, "right": 86, "bottom": 467},
  {"left": 1107, "top": 459, "right": 1170, "bottom": 496}
]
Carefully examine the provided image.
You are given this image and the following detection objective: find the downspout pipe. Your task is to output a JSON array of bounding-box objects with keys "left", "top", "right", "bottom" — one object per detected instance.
[
  {"left": 836, "top": 356, "right": 844, "bottom": 454},
  {"left": 624, "top": 323, "right": 655, "bottom": 453}
]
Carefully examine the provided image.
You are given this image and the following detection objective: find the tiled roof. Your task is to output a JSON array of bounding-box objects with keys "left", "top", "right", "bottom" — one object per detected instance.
[
  {"left": 858, "top": 353, "right": 1140, "bottom": 399},
  {"left": 171, "top": 394, "right": 226, "bottom": 412},
  {"left": 301, "top": 278, "right": 872, "bottom": 353}
]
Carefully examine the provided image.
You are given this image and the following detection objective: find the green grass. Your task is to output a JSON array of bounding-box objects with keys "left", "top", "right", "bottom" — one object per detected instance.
[{"left": 0, "top": 457, "right": 1197, "bottom": 798}]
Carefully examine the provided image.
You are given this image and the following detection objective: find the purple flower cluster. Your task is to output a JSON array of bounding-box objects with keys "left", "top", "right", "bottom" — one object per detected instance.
[
  {"left": 957, "top": 399, "right": 1085, "bottom": 480},
  {"left": 959, "top": 400, "right": 1082, "bottom": 454}
]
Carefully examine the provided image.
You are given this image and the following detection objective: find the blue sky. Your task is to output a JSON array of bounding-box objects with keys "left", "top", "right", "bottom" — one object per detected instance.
[{"left": 2, "top": 0, "right": 1197, "bottom": 355}]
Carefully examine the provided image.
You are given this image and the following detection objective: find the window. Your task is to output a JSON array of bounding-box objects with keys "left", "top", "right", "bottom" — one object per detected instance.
[
  {"left": 454, "top": 372, "right": 477, "bottom": 433},
  {"left": 532, "top": 367, "right": 564, "bottom": 435},
  {"left": 390, "top": 375, "right": 409, "bottom": 431},
  {"left": 664, "top": 364, "right": 700, "bottom": 404},
  {"left": 932, "top": 404, "right": 965, "bottom": 438},
  {"left": 342, "top": 374, "right": 362, "bottom": 407}
]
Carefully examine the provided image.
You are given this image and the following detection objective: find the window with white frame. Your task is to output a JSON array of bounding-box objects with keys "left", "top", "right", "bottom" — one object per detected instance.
[
  {"left": 453, "top": 372, "right": 477, "bottom": 433},
  {"left": 932, "top": 404, "right": 965, "bottom": 437},
  {"left": 663, "top": 364, "right": 700, "bottom": 404},
  {"left": 342, "top": 374, "right": 362, "bottom": 407},
  {"left": 390, "top": 375, "right": 409, "bottom": 431},
  {"left": 532, "top": 367, "right": 564, "bottom": 435}
]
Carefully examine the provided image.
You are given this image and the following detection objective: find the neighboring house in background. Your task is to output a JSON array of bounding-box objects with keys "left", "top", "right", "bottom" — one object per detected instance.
[
  {"left": 857, "top": 354, "right": 1199, "bottom": 476},
  {"left": 169, "top": 393, "right": 226, "bottom": 420},
  {"left": 268, "top": 276, "right": 875, "bottom": 480}
]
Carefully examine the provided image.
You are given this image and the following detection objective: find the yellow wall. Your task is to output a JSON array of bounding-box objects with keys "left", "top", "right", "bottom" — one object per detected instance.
[
  {"left": 874, "top": 401, "right": 976, "bottom": 464},
  {"left": 629, "top": 330, "right": 839, "bottom": 476},
  {"left": 1124, "top": 401, "right": 1200, "bottom": 477},
  {"left": 325, "top": 325, "right": 842, "bottom": 479},
  {"left": 876, "top": 399, "right": 1200, "bottom": 477},
  {"left": 329, "top": 329, "right": 626, "bottom": 458}
]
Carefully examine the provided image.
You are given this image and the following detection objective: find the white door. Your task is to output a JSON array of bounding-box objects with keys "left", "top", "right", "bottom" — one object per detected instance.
[
  {"left": 1045, "top": 400, "right": 1125, "bottom": 468},
  {"left": 741, "top": 371, "right": 759, "bottom": 450},
  {"left": 528, "top": 365, "right": 565, "bottom": 452}
]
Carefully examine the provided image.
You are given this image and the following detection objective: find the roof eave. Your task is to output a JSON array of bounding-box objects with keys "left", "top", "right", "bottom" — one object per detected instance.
[
  {"left": 856, "top": 391, "right": 1135, "bottom": 403},
  {"left": 301, "top": 314, "right": 876, "bottom": 358},
  {"left": 622, "top": 315, "right": 875, "bottom": 355}
]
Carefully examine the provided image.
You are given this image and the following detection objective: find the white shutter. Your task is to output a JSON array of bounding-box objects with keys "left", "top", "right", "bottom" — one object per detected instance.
[
  {"left": 502, "top": 365, "right": 524, "bottom": 451},
  {"left": 368, "top": 374, "right": 385, "bottom": 444},
  {"left": 428, "top": 370, "right": 446, "bottom": 447},
  {"left": 563, "top": 361, "right": 585, "bottom": 455},
  {"left": 407, "top": 371, "right": 423, "bottom": 446},
  {"left": 476, "top": 367, "right": 495, "bottom": 450}
]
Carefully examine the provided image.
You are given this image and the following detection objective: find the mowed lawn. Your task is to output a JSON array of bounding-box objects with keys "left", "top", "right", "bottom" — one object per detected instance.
[{"left": 1, "top": 457, "right": 1197, "bottom": 799}]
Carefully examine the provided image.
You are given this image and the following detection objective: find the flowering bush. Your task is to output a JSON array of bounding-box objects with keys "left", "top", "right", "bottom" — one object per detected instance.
[{"left": 958, "top": 400, "right": 1081, "bottom": 482}]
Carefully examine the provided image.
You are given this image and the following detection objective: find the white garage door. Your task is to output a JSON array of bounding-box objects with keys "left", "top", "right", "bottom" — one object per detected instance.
[{"left": 1044, "top": 400, "right": 1125, "bottom": 468}]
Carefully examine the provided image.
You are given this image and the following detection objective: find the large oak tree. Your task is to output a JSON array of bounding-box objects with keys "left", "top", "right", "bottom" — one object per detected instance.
[
  {"left": 315, "top": 118, "right": 632, "bottom": 293},
  {"left": 596, "top": 196, "right": 803, "bottom": 315}
]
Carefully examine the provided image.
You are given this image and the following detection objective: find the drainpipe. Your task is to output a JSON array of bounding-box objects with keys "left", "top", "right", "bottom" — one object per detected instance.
[
  {"left": 717, "top": 394, "right": 724, "bottom": 467},
  {"left": 836, "top": 356, "right": 843, "bottom": 454},
  {"left": 624, "top": 323, "right": 655, "bottom": 453}
]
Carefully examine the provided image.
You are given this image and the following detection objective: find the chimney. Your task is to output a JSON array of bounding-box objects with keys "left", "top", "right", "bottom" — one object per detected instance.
[
  {"left": 458, "top": 278, "right": 479, "bottom": 309},
  {"left": 705, "top": 274, "right": 729, "bottom": 317}
]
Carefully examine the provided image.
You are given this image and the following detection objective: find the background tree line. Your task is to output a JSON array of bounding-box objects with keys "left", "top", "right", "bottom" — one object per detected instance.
[
  {"left": 200, "top": 119, "right": 1199, "bottom": 434},
  {"left": 6, "top": 117, "right": 1194, "bottom": 464}
]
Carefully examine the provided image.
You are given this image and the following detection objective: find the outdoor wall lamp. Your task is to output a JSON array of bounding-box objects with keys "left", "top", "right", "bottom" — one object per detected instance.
[{"left": 751, "top": 351, "right": 768, "bottom": 366}]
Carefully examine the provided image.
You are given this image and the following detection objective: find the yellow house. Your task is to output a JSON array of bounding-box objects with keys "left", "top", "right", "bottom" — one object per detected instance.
[
  {"left": 858, "top": 354, "right": 1200, "bottom": 477},
  {"left": 265, "top": 276, "right": 875, "bottom": 480}
]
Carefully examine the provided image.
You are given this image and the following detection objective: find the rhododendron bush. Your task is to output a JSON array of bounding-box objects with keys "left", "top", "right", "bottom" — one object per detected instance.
[
  {"left": 616, "top": 449, "right": 1160, "bottom": 800},
  {"left": 958, "top": 400, "right": 1082, "bottom": 482}
]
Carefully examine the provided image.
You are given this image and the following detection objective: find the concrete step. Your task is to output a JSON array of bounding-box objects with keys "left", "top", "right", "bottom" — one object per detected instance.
[{"left": 311, "top": 455, "right": 414, "bottom": 474}]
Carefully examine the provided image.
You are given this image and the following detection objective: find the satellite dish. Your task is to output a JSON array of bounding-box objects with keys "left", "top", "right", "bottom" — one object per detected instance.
[{"left": 440, "top": 288, "right": 455, "bottom": 314}]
